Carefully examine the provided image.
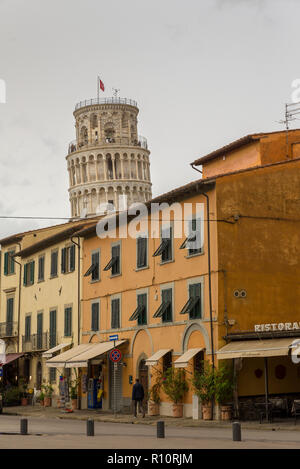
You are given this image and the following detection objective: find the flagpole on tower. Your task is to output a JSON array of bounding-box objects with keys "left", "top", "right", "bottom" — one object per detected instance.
[{"left": 97, "top": 76, "right": 99, "bottom": 101}]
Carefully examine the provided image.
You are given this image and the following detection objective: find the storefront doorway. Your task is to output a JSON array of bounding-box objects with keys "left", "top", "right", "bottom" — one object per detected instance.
[
  {"left": 139, "top": 359, "right": 148, "bottom": 408},
  {"left": 36, "top": 361, "right": 42, "bottom": 390}
]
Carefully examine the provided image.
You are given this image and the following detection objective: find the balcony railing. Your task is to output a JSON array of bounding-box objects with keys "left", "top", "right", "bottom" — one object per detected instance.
[
  {"left": 0, "top": 322, "right": 18, "bottom": 338},
  {"left": 22, "top": 332, "right": 48, "bottom": 352},
  {"left": 75, "top": 97, "right": 137, "bottom": 111},
  {"left": 68, "top": 135, "right": 148, "bottom": 154}
]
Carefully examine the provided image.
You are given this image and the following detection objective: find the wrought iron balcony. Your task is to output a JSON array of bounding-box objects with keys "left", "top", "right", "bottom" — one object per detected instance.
[
  {"left": 22, "top": 332, "right": 48, "bottom": 352},
  {"left": 68, "top": 135, "right": 148, "bottom": 154},
  {"left": 0, "top": 322, "right": 18, "bottom": 338},
  {"left": 74, "top": 97, "right": 137, "bottom": 111}
]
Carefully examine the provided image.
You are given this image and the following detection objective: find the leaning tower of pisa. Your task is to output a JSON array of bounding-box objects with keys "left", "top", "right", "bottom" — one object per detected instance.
[{"left": 66, "top": 96, "right": 152, "bottom": 218}]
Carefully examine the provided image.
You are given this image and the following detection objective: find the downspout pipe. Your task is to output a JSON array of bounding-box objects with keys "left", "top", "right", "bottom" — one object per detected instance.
[
  {"left": 71, "top": 236, "right": 81, "bottom": 346},
  {"left": 10, "top": 244, "right": 22, "bottom": 354},
  {"left": 191, "top": 164, "right": 215, "bottom": 369}
]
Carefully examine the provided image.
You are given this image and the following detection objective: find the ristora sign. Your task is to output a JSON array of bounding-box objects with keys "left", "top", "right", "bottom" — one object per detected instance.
[{"left": 254, "top": 322, "right": 300, "bottom": 332}]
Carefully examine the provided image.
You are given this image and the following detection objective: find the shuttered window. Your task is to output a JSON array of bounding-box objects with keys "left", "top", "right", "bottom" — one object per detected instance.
[
  {"left": 61, "top": 246, "right": 76, "bottom": 274},
  {"left": 161, "top": 288, "right": 172, "bottom": 323},
  {"left": 49, "top": 309, "right": 57, "bottom": 348},
  {"left": 51, "top": 251, "right": 58, "bottom": 278},
  {"left": 23, "top": 261, "right": 34, "bottom": 286},
  {"left": 189, "top": 283, "right": 201, "bottom": 319},
  {"left": 137, "top": 293, "right": 147, "bottom": 325},
  {"left": 49, "top": 368, "right": 56, "bottom": 384},
  {"left": 64, "top": 307, "right": 72, "bottom": 337},
  {"left": 137, "top": 237, "right": 147, "bottom": 268},
  {"left": 153, "top": 226, "right": 173, "bottom": 262},
  {"left": 4, "top": 250, "right": 15, "bottom": 275},
  {"left": 6, "top": 298, "right": 14, "bottom": 335},
  {"left": 91, "top": 302, "right": 100, "bottom": 331},
  {"left": 38, "top": 255, "right": 45, "bottom": 282},
  {"left": 111, "top": 298, "right": 120, "bottom": 329},
  {"left": 25, "top": 316, "right": 31, "bottom": 342},
  {"left": 111, "top": 245, "right": 120, "bottom": 275},
  {"left": 37, "top": 313, "right": 43, "bottom": 349},
  {"left": 91, "top": 251, "right": 100, "bottom": 281}
]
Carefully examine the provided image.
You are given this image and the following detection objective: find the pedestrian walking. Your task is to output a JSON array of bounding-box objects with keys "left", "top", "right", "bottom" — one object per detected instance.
[{"left": 132, "top": 378, "right": 145, "bottom": 418}]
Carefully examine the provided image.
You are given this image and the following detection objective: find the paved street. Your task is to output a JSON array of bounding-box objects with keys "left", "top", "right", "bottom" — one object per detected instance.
[{"left": 1, "top": 415, "right": 300, "bottom": 449}]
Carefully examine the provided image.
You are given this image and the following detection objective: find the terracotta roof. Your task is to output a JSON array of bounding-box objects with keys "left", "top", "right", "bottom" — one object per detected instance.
[
  {"left": 13, "top": 222, "right": 95, "bottom": 258},
  {"left": 191, "top": 129, "right": 300, "bottom": 166}
]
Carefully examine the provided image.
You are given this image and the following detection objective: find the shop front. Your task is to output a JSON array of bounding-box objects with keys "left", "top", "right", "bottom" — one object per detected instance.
[{"left": 217, "top": 335, "right": 300, "bottom": 421}]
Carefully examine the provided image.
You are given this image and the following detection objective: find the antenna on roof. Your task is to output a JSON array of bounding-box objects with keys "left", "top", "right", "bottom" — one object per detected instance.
[{"left": 278, "top": 102, "right": 300, "bottom": 158}]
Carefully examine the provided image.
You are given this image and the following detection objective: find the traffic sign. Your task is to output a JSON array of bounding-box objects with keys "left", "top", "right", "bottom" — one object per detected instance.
[
  {"left": 0, "top": 367, "right": 3, "bottom": 377},
  {"left": 109, "top": 348, "right": 122, "bottom": 362},
  {"left": 109, "top": 334, "right": 119, "bottom": 342}
]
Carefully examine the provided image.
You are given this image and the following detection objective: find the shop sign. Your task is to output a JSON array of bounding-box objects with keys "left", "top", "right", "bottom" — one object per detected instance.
[{"left": 254, "top": 322, "right": 300, "bottom": 332}]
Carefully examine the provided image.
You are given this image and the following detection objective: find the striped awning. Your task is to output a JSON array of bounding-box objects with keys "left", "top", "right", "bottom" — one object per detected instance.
[
  {"left": 42, "top": 343, "right": 71, "bottom": 358},
  {"left": 217, "top": 338, "right": 299, "bottom": 360}
]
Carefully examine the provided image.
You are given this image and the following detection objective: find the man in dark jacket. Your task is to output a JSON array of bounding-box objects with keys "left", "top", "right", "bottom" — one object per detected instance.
[{"left": 132, "top": 378, "right": 145, "bottom": 417}]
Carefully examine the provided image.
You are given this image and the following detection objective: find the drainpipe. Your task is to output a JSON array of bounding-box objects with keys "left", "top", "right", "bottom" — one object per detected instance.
[
  {"left": 70, "top": 236, "right": 81, "bottom": 346},
  {"left": 10, "top": 244, "right": 22, "bottom": 354},
  {"left": 191, "top": 164, "right": 215, "bottom": 369}
]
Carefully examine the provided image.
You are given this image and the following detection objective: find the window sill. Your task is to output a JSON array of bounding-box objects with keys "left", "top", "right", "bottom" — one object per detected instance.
[
  {"left": 135, "top": 265, "right": 149, "bottom": 272},
  {"left": 110, "top": 273, "right": 122, "bottom": 279},
  {"left": 90, "top": 279, "right": 100, "bottom": 284},
  {"left": 159, "top": 259, "right": 174, "bottom": 266},
  {"left": 185, "top": 251, "right": 204, "bottom": 259},
  {"left": 50, "top": 275, "right": 58, "bottom": 279},
  {"left": 37, "top": 279, "right": 45, "bottom": 284},
  {"left": 4, "top": 273, "right": 16, "bottom": 277}
]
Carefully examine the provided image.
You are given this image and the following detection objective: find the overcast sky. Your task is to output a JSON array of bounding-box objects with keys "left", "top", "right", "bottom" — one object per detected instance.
[{"left": 0, "top": 0, "right": 299, "bottom": 238}]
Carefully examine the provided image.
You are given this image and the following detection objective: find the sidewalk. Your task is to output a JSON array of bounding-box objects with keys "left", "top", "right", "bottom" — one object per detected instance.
[{"left": 3, "top": 405, "right": 300, "bottom": 431}]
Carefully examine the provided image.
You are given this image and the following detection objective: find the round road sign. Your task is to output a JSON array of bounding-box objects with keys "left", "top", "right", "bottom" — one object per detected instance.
[{"left": 109, "top": 348, "right": 122, "bottom": 363}]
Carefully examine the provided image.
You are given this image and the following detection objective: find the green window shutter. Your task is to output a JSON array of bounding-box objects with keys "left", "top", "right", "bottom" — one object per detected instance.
[
  {"left": 91, "top": 251, "right": 100, "bottom": 281},
  {"left": 51, "top": 251, "right": 58, "bottom": 277},
  {"left": 6, "top": 298, "right": 14, "bottom": 323},
  {"left": 61, "top": 248, "right": 66, "bottom": 273},
  {"left": 111, "top": 245, "right": 120, "bottom": 275},
  {"left": 30, "top": 261, "right": 35, "bottom": 284},
  {"left": 137, "top": 237, "right": 147, "bottom": 268},
  {"left": 4, "top": 252, "right": 8, "bottom": 275},
  {"left": 137, "top": 293, "right": 147, "bottom": 325},
  {"left": 111, "top": 299, "right": 120, "bottom": 329},
  {"left": 10, "top": 251, "right": 15, "bottom": 274},
  {"left": 91, "top": 302, "right": 99, "bottom": 331},
  {"left": 23, "top": 263, "right": 28, "bottom": 286},
  {"left": 37, "top": 313, "right": 43, "bottom": 335},
  {"left": 189, "top": 283, "right": 201, "bottom": 319},
  {"left": 162, "top": 288, "right": 172, "bottom": 322},
  {"left": 50, "top": 310, "right": 57, "bottom": 347},
  {"left": 25, "top": 316, "right": 31, "bottom": 340},
  {"left": 69, "top": 245, "right": 75, "bottom": 272},
  {"left": 64, "top": 307, "right": 72, "bottom": 336}
]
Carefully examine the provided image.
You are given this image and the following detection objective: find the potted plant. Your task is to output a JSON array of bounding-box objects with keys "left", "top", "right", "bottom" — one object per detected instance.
[
  {"left": 41, "top": 383, "right": 54, "bottom": 407},
  {"left": 214, "top": 364, "right": 234, "bottom": 421},
  {"left": 19, "top": 379, "right": 28, "bottom": 406},
  {"left": 39, "top": 391, "right": 45, "bottom": 406},
  {"left": 148, "top": 379, "right": 161, "bottom": 416},
  {"left": 162, "top": 368, "right": 189, "bottom": 417},
  {"left": 192, "top": 360, "right": 215, "bottom": 420}
]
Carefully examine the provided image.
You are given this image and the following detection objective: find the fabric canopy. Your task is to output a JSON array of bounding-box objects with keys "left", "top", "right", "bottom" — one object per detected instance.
[
  {"left": 46, "top": 344, "right": 91, "bottom": 368},
  {"left": 217, "top": 338, "right": 298, "bottom": 360},
  {"left": 42, "top": 343, "right": 71, "bottom": 358},
  {"left": 174, "top": 348, "right": 204, "bottom": 368},
  {"left": 65, "top": 340, "right": 127, "bottom": 368},
  {"left": 46, "top": 341, "right": 126, "bottom": 368},
  {"left": 145, "top": 349, "right": 172, "bottom": 366},
  {"left": 0, "top": 353, "right": 23, "bottom": 365}
]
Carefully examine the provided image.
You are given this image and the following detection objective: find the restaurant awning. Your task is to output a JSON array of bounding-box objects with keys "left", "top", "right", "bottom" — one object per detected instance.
[
  {"left": 0, "top": 353, "right": 24, "bottom": 365},
  {"left": 46, "top": 341, "right": 127, "bottom": 368},
  {"left": 174, "top": 348, "right": 204, "bottom": 368},
  {"left": 65, "top": 340, "right": 127, "bottom": 368},
  {"left": 145, "top": 349, "right": 172, "bottom": 366},
  {"left": 217, "top": 338, "right": 298, "bottom": 360},
  {"left": 46, "top": 344, "right": 92, "bottom": 368},
  {"left": 42, "top": 343, "right": 71, "bottom": 359}
]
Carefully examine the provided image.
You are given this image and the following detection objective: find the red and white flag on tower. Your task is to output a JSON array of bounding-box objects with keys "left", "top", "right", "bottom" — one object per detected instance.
[{"left": 99, "top": 78, "right": 105, "bottom": 92}]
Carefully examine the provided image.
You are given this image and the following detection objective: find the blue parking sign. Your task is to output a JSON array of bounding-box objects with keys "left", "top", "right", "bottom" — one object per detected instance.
[{"left": 0, "top": 367, "right": 3, "bottom": 377}]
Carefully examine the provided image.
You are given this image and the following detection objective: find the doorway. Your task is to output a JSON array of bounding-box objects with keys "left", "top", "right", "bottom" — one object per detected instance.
[
  {"left": 36, "top": 361, "right": 42, "bottom": 390},
  {"left": 138, "top": 359, "right": 148, "bottom": 408}
]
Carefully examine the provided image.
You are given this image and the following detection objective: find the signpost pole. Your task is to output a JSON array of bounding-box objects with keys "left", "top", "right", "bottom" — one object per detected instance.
[{"left": 114, "top": 339, "right": 116, "bottom": 417}]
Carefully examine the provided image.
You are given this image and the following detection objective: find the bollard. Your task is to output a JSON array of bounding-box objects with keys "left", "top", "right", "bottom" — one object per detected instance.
[
  {"left": 87, "top": 418, "right": 94, "bottom": 437},
  {"left": 20, "top": 418, "right": 28, "bottom": 435},
  {"left": 157, "top": 420, "right": 165, "bottom": 438},
  {"left": 232, "top": 421, "right": 241, "bottom": 441}
]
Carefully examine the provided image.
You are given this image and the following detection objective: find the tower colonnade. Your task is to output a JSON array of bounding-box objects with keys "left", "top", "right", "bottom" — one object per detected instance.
[{"left": 66, "top": 97, "right": 152, "bottom": 218}]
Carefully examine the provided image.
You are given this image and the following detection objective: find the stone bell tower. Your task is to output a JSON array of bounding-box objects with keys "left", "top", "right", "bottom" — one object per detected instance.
[{"left": 66, "top": 96, "right": 152, "bottom": 218}]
